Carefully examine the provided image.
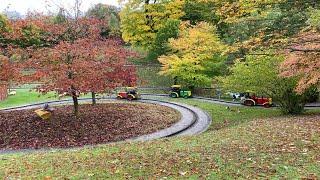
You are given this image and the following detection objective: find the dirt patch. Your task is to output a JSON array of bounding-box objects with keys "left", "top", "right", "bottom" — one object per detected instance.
[{"left": 0, "top": 102, "right": 180, "bottom": 150}]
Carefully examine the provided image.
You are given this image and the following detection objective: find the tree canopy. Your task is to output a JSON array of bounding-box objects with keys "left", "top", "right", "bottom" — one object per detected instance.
[
  {"left": 219, "top": 53, "right": 308, "bottom": 114},
  {"left": 0, "top": 12, "right": 137, "bottom": 116},
  {"left": 120, "top": 0, "right": 185, "bottom": 49},
  {"left": 159, "top": 22, "right": 227, "bottom": 87}
]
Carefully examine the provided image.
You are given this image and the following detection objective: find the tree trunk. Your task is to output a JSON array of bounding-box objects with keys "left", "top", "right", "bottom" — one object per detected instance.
[
  {"left": 72, "top": 93, "right": 79, "bottom": 117},
  {"left": 92, "top": 91, "right": 96, "bottom": 105},
  {"left": 173, "top": 76, "right": 178, "bottom": 85}
]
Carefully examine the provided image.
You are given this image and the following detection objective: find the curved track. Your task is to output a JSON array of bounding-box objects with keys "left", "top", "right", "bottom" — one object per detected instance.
[
  {"left": 1, "top": 93, "right": 318, "bottom": 154},
  {"left": 141, "top": 93, "right": 320, "bottom": 109},
  {"left": 0, "top": 97, "right": 211, "bottom": 154}
]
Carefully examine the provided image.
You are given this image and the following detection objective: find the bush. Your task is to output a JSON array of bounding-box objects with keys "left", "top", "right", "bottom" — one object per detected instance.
[
  {"left": 304, "top": 85, "right": 319, "bottom": 103},
  {"left": 273, "top": 85, "right": 306, "bottom": 115}
]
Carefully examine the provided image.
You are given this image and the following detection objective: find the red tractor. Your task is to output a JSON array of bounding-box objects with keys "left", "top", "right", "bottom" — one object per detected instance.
[
  {"left": 241, "top": 92, "right": 273, "bottom": 108},
  {"left": 116, "top": 87, "right": 140, "bottom": 101}
]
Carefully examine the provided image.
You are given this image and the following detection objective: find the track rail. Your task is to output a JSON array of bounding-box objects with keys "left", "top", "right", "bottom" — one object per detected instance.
[
  {"left": 0, "top": 97, "right": 211, "bottom": 154},
  {"left": 0, "top": 97, "right": 207, "bottom": 136},
  {"left": 1, "top": 92, "right": 318, "bottom": 154},
  {"left": 141, "top": 93, "right": 320, "bottom": 108}
]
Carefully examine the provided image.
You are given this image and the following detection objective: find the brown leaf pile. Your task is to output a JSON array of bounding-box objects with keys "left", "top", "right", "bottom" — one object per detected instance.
[{"left": 0, "top": 103, "right": 180, "bottom": 150}]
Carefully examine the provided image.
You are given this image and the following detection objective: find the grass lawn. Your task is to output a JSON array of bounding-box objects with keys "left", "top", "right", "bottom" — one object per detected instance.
[
  {"left": 0, "top": 89, "right": 57, "bottom": 109},
  {"left": 136, "top": 66, "right": 172, "bottom": 87},
  {"left": 0, "top": 98, "right": 319, "bottom": 178},
  {"left": 0, "top": 89, "right": 93, "bottom": 109}
]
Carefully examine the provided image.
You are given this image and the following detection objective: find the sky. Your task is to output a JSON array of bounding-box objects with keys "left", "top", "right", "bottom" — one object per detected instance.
[{"left": 0, "top": 0, "right": 119, "bottom": 15}]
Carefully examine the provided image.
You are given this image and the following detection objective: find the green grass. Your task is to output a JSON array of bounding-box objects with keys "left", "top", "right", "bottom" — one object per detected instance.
[
  {"left": 0, "top": 89, "right": 92, "bottom": 109},
  {"left": 0, "top": 112, "right": 319, "bottom": 179},
  {"left": 136, "top": 66, "right": 172, "bottom": 87},
  {"left": 0, "top": 89, "right": 57, "bottom": 109},
  {"left": 0, "top": 97, "right": 319, "bottom": 179},
  {"left": 128, "top": 48, "right": 173, "bottom": 87},
  {"left": 172, "top": 98, "right": 283, "bottom": 130},
  {"left": 144, "top": 96, "right": 283, "bottom": 130}
]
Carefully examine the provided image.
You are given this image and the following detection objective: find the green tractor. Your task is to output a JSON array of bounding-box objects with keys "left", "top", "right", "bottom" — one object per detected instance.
[{"left": 169, "top": 85, "right": 192, "bottom": 98}]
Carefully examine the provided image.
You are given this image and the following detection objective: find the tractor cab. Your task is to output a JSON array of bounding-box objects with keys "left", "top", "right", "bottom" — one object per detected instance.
[
  {"left": 241, "top": 92, "right": 272, "bottom": 108},
  {"left": 117, "top": 87, "right": 140, "bottom": 101},
  {"left": 169, "top": 85, "right": 192, "bottom": 98},
  {"left": 171, "top": 85, "right": 181, "bottom": 93}
]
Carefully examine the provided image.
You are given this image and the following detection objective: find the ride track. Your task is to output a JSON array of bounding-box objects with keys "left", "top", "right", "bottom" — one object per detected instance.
[
  {"left": 0, "top": 95, "right": 212, "bottom": 155},
  {"left": 1, "top": 93, "right": 319, "bottom": 154}
]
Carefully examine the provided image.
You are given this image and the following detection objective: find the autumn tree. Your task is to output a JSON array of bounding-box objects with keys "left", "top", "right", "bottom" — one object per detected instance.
[
  {"left": 120, "top": 0, "right": 185, "bottom": 49},
  {"left": 219, "top": 53, "right": 311, "bottom": 114},
  {"left": 184, "top": 0, "right": 319, "bottom": 62},
  {"left": 0, "top": 56, "right": 14, "bottom": 82},
  {"left": 148, "top": 19, "right": 180, "bottom": 60},
  {"left": 86, "top": 4, "right": 121, "bottom": 36},
  {"left": 181, "top": 0, "right": 219, "bottom": 25},
  {"left": 10, "top": 14, "right": 137, "bottom": 116},
  {"left": 281, "top": 32, "right": 320, "bottom": 93},
  {"left": 0, "top": 14, "right": 26, "bottom": 89},
  {"left": 279, "top": 6, "right": 320, "bottom": 96},
  {"left": 159, "top": 22, "right": 227, "bottom": 88},
  {"left": 0, "top": 14, "right": 10, "bottom": 44}
]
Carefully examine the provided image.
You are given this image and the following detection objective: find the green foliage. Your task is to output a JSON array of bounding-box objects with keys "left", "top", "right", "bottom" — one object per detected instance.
[
  {"left": 108, "top": 13, "right": 121, "bottom": 36},
  {"left": 159, "top": 22, "right": 227, "bottom": 87},
  {"left": 304, "top": 85, "right": 320, "bottom": 103},
  {"left": 307, "top": 7, "right": 320, "bottom": 30},
  {"left": 0, "top": 14, "right": 9, "bottom": 33},
  {"left": 181, "top": 0, "right": 219, "bottom": 25},
  {"left": 271, "top": 78, "right": 306, "bottom": 115},
  {"left": 86, "top": 3, "right": 119, "bottom": 20},
  {"left": 148, "top": 19, "right": 180, "bottom": 60},
  {"left": 19, "top": 25, "right": 43, "bottom": 48},
  {"left": 120, "top": 0, "right": 185, "bottom": 49},
  {"left": 219, "top": 54, "right": 307, "bottom": 114},
  {"left": 53, "top": 8, "right": 67, "bottom": 24},
  {"left": 86, "top": 4, "right": 121, "bottom": 36},
  {"left": 201, "top": 0, "right": 317, "bottom": 61},
  {"left": 136, "top": 66, "right": 172, "bottom": 87},
  {"left": 0, "top": 14, "right": 9, "bottom": 45}
]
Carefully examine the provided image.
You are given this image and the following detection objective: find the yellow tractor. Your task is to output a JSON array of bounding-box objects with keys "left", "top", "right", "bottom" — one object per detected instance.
[
  {"left": 34, "top": 104, "right": 54, "bottom": 120},
  {"left": 169, "top": 85, "right": 192, "bottom": 98}
]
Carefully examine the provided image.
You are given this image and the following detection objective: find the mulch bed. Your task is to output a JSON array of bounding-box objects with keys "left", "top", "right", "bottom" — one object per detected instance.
[{"left": 0, "top": 102, "right": 180, "bottom": 150}]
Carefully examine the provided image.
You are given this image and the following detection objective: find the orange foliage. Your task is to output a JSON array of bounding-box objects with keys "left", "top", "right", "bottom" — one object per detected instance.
[{"left": 281, "top": 31, "right": 320, "bottom": 93}]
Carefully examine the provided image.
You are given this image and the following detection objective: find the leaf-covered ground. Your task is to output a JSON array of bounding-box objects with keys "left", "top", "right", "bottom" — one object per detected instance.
[
  {"left": 0, "top": 102, "right": 180, "bottom": 150},
  {"left": 0, "top": 114, "right": 319, "bottom": 179}
]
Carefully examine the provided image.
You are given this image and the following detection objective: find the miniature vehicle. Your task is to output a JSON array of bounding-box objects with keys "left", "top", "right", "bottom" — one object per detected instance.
[
  {"left": 226, "top": 92, "right": 241, "bottom": 99},
  {"left": 117, "top": 87, "right": 140, "bottom": 101},
  {"left": 241, "top": 92, "right": 272, "bottom": 108},
  {"left": 169, "top": 85, "right": 192, "bottom": 98},
  {"left": 8, "top": 90, "right": 16, "bottom": 96},
  {"left": 34, "top": 104, "right": 54, "bottom": 120}
]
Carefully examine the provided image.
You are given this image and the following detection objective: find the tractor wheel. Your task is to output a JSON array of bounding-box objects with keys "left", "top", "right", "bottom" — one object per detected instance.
[
  {"left": 243, "top": 100, "right": 254, "bottom": 106},
  {"left": 183, "top": 95, "right": 188, "bottom": 99},
  {"left": 116, "top": 96, "right": 122, "bottom": 100},
  {"left": 127, "top": 95, "right": 134, "bottom": 101},
  {"left": 263, "top": 103, "right": 271, "bottom": 108},
  {"left": 170, "top": 93, "right": 178, "bottom": 98}
]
